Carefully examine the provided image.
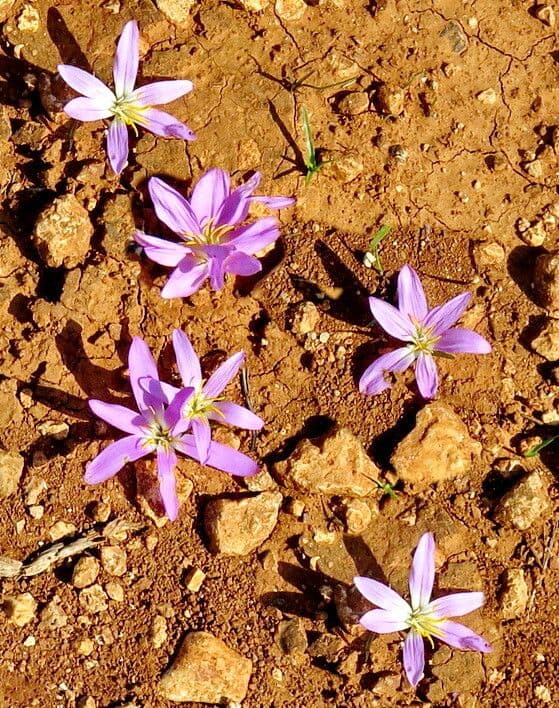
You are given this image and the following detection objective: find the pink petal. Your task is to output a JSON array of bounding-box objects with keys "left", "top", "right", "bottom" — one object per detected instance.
[
  {"left": 148, "top": 177, "right": 200, "bottom": 237},
  {"left": 172, "top": 329, "right": 202, "bottom": 387},
  {"left": 211, "top": 401, "right": 264, "bottom": 430},
  {"left": 251, "top": 195, "right": 295, "bottom": 209},
  {"left": 224, "top": 251, "right": 262, "bottom": 277},
  {"left": 409, "top": 532, "right": 435, "bottom": 609},
  {"left": 164, "top": 386, "right": 195, "bottom": 431},
  {"left": 192, "top": 418, "right": 212, "bottom": 465},
  {"left": 176, "top": 435, "right": 259, "bottom": 476},
  {"left": 403, "top": 631, "right": 425, "bottom": 687},
  {"left": 369, "top": 297, "right": 414, "bottom": 341},
  {"left": 353, "top": 576, "right": 410, "bottom": 614},
  {"left": 161, "top": 258, "right": 209, "bottom": 298},
  {"left": 414, "top": 354, "right": 439, "bottom": 399},
  {"left": 359, "top": 608, "right": 409, "bottom": 634},
  {"left": 85, "top": 435, "right": 147, "bottom": 484},
  {"left": 113, "top": 20, "right": 139, "bottom": 97},
  {"left": 128, "top": 337, "right": 165, "bottom": 412},
  {"left": 397, "top": 265, "right": 428, "bottom": 320},
  {"left": 423, "top": 292, "right": 471, "bottom": 336},
  {"left": 190, "top": 168, "right": 231, "bottom": 225},
  {"left": 358, "top": 347, "right": 415, "bottom": 396},
  {"left": 204, "top": 351, "right": 245, "bottom": 398},
  {"left": 429, "top": 592, "right": 485, "bottom": 619},
  {"left": 142, "top": 108, "right": 196, "bottom": 140},
  {"left": 64, "top": 97, "right": 113, "bottom": 121},
  {"left": 436, "top": 328, "right": 492, "bottom": 355},
  {"left": 229, "top": 217, "right": 280, "bottom": 255},
  {"left": 133, "top": 79, "right": 193, "bottom": 106},
  {"left": 88, "top": 400, "right": 143, "bottom": 435},
  {"left": 438, "top": 620, "right": 492, "bottom": 653},
  {"left": 57, "top": 64, "right": 114, "bottom": 105},
  {"left": 215, "top": 175, "right": 258, "bottom": 226},
  {"left": 156, "top": 447, "right": 179, "bottom": 521},
  {"left": 107, "top": 119, "right": 129, "bottom": 174},
  {"left": 134, "top": 230, "right": 187, "bottom": 267}
]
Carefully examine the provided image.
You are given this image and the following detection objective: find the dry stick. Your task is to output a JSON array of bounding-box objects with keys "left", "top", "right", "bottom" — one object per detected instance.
[
  {"left": 239, "top": 366, "right": 258, "bottom": 451},
  {"left": 0, "top": 519, "right": 144, "bottom": 580},
  {"left": 527, "top": 518, "right": 558, "bottom": 616}
]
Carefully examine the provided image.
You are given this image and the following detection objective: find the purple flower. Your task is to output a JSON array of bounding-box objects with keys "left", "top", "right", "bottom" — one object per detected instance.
[
  {"left": 86, "top": 336, "right": 259, "bottom": 520},
  {"left": 58, "top": 20, "right": 195, "bottom": 174},
  {"left": 354, "top": 532, "right": 491, "bottom": 687},
  {"left": 134, "top": 168, "right": 295, "bottom": 298},
  {"left": 359, "top": 265, "right": 491, "bottom": 399},
  {"left": 162, "top": 329, "right": 264, "bottom": 465}
]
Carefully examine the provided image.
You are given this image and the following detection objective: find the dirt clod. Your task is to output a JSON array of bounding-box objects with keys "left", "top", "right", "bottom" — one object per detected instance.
[
  {"left": 3, "top": 592, "right": 36, "bottom": 626},
  {"left": 494, "top": 471, "right": 550, "bottom": 530},
  {"left": 0, "top": 450, "right": 24, "bottom": 499},
  {"left": 204, "top": 491, "right": 282, "bottom": 555},
  {"left": 391, "top": 402, "right": 481, "bottom": 489},
  {"left": 499, "top": 568, "right": 529, "bottom": 619},
  {"left": 72, "top": 556, "right": 100, "bottom": 589},
  {"left": 78, "top": 584, "right": 108, "bottom": 614},
  {"left": 32, "top": 195, "right": 93, "bottom": 268},
  {"left": 275, "top": 426, "right": 381, "bottom": 496},
  {"left": 158, "top": 631, "right": 252, "bottom": 704},
  {"left": 376, "top": 84, "right": 405, "bottom": 116},
  {"left": 530, "top": 319, "right": 559, "bottom": 360}
]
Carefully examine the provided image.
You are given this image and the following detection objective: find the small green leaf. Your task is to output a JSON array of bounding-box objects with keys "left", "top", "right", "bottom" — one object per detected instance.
[{"left": 524, "top": 434, "right": 559, "bottom": 458}]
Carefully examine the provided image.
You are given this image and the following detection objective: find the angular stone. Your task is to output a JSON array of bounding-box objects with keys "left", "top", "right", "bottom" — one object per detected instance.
[
  {"left": 32, "top": 195, "right": 93, "bottom": 268},
  {"left": 72, "top": 557, "right": 100, "bottom": 589},
  {"left": 533, "top": 251, "right": 559, "bottom": 312},
  {"left": 40, "top": 598, "right": 68, "bottom": 630},
  {"left": 275, "top": 0, "right": 306, "bottom": 21},
  {"left": 100, "top": 546, "right": 127, "bottom": 576},
  {"left": 275, "top": 427, "right": 380, "bottom": 496},
  {"left": 391, "top": 402, "right": 481, "bottom": 489},
  {"left": 0, "top": 450, "right": 24, "bottom": 499},
  {"left": 158, "top": 631, "right": 252, "bottom": 704},
  {"left": 376, "top": 84, "right": 405, "bottom": 116},
  {"left": 204, "top": 491, "right": 282, "bottom": 555},
  {"left": 276, "top": 617, "right": 307, "bottom": 655},
  {"left": 499, "top": 568, "right": 528, "bottom": 619},
  {"left": 337, "top": 91, "right": 370, "bottom": 116},
  {"left": 290, "top": 301, "right": 320, "bottom": 335},
  {"left": 79, "top": 585, "right": 108, "bottom": 614},
  {"left": 336, "top": 497, "right": 374, "bottom": 534},
  {"left": 494, "top": 471, "right": 550, "bottom": 530},
  {"left": 154, "top": 0, "right": 195, "bottom": 26},
  {"left": 530, "top": 319, "right": 559, "bottom": 360},
  {"left": 151, "top": 615, "right": 168, "bottom": 649},
  {"left": 3, "top": 592, "right": 36, "bottom": 626}
]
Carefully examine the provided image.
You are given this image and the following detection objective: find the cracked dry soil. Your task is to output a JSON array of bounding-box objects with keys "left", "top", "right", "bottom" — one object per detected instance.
[{"left": 0, "top": 0, "right": 558, "bottom": 706}]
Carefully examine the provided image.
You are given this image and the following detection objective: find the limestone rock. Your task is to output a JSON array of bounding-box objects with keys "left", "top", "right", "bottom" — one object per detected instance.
[
  {"left": 376, "top": 84, "right": 405, "bottom": 116},
  {"left": 290, "top": 301, "right": 320, "bottom": 335},
  {"left": 32, "top": 195, "right": 93, "bottom": 268},
  {"left": 530, "top": 319, "right": 559, "bottom": 361},
  {"left": 100, "top": 546, "right": 127, "bottom": 576},
  {"left": 0, "top": 450, "right": 24, "bottom": 499},
  {"left": 499, "top": 568, "right": 528, "bottom": 619},
  {"left": 3, "top": 593, "right": 36, "bottom": 626},
  {"left": 158, "top": 631, "right": 252, "bottom": 704},
  {"left": 337, "top": 91, "right": 370, "bottom": 116},
  {"left": 533, "top": 251, "right": 559, "bottom": 312},
  {"left": 476, "top": 88, "right": 497, "bottom": 106},
  {"left": 79, "top": 585, "right": 108, "bottom": 614},
  {"left": 328, "top": 153, "right": 363, "bottom": 183},
  {"left": 204, "top": 491, "right": 282, "bottom": 555},
  {"left": 391, "top": 402, "right": 481, "bottom": 489},
  {"left": 275, "top": 427, "right": 380, "bottom": 496},
  {"left": 72, "top": 557, "right": 100, "bottom": 589},
  {"left": 535, "top": 4, "right": 555, "bottom": 26},
  {"left": 237, "top": 0, "right": 270, "bottom": 9},
  {"left": 336, "top": 497, "right": 374, "bottom": 534},
  {"left": 151, "top": 615, "right": 168, "bottom": 649},
  {"left": 494, "top": 471, "right": 550, "bottom": 530},
  {"left": 276, "top": 617, "right": 308, "bottom": 655},
  {"left": 275, "top": 0, "right": 306, "bottom": 21},
  {"left": 154, "top": 0, "right": 195, "bottom": 26}
]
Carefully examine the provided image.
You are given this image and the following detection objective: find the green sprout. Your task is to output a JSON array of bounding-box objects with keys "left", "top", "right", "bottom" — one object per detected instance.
[
  {"left": 301, "top": 107, "right": 331, "bottom": 183},
  {"left": 363, "top": 224, "right": 392, "bottom": 273},
  {"left": 374, "top": 478, "right": 398, "bottom": 500},
  {"left": 524, "top": 434, "right": 559, "bottom": 458}
]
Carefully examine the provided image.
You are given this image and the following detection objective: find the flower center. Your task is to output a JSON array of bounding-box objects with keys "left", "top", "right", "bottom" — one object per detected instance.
[
  {"left": 406, "top": 607, "right": 444, "bottom": 646},
  {"left": 141, "top": 416, "right": 176, "bottom": 451},
  {"left": 410, "top": 321, "right": 440, "bottom": 355},
  {"left": 182, "top": 217, "right": 236, "bottom": 248},
  {"left": 181, "top": 385, "right": 223, "bottom": 423},
  {"left": 111, "top": 95, "right": 149, "bottom": 132}
]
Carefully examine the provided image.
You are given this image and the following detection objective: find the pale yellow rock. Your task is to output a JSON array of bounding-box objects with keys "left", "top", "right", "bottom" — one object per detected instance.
[
  {"left": 100, "top": 546, "right": 127, "bottom": 576},
  {"left": 391, "top": 402, "right": 481, "bottom": 489},
  {"left": 530, "top": 319, "right": 559, "bottom": 361},
  {"left": 154, "top": 0, "right": 196, "bottom": 26},
  {"left": 499, "top": 568, "right": 528, "bottom": 619},
  {"left": 0, "top": 451, "right": 24, "bottom": 499},
  {"left": 275, "top": 0, "right": 306, "bottom": 21},
  {"left": 275, "top": 427, "right": 380, "bottom": 496},
  {"left": 79, "top": 585, "right": 108, "bottom": 614},
  {"left": 204, "top": 491, "right": 282, "bottom": 555},
  {"left": 72, "top": 557, "right": 100, "bottom": 589},
  {"left": 184, "top": 567, "right": 206, "bottom": 592},
  {"left": 151, "top": 615, "right": 168, "bottom": 649},
  {"left": 48, "top": 521, "right": 77, "bottom": 541},
  {"left": 158, "top": 631, "right": 252, "bottom": 703},
  {"left": 17, "top": 4, "right": 39, "bottom": 32},
  {"left": 3, "top": 593, "right": 36, "bottom": 626},
  {"left": 32, "top": 195, "right": 93, "bottom": 268},
  {"left": 105, "top": 581, "right": 124, "bottom": 602},
  {"left": 237, "top": 0, "right": 270, "bottom": 9},
  {"left": 534, "top": 251, "right": 559, "bottom": 312},
  {"left": 494, "top": 471, "right": 550, "bottom": 530}
]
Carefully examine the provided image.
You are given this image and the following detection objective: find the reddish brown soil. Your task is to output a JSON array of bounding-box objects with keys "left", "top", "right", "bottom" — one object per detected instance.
[{"left": 0, "top": 0, "right": 558, "bottom": 706}]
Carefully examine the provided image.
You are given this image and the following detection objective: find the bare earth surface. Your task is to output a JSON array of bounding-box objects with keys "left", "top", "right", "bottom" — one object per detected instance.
[{"left": 0, "top": 0, "right": 558, "bottom": 706}]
